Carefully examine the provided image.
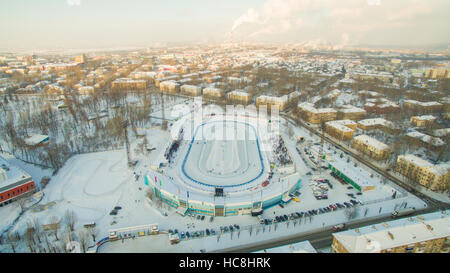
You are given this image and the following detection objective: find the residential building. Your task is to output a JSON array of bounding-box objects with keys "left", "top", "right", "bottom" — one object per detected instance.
[
  {"left": 112, "top": 78, "right": 146, "bottom": 91},
  {"left": 353, "top": 135, "right": 391, "bottom": 161},
  {"left": 337, "top": 105, "right": 366, "bottom": 120},
  {"left": 332, "top": 210, "right": 450, "bottom": 253},
  {"left": 395, "top": 154, "right": 450, "bottom": 191},
  {"left": 297, "top": 102, "right": 337, "bottom": 124},
  {"left": 227, "top": 90, "right": 252, "bottom": 105},
  {"left": 410, "top": 115, "right": 436, "bottom": 127},
  {"left": 325, "top": 120, "right": 357, "bottom": 141}
]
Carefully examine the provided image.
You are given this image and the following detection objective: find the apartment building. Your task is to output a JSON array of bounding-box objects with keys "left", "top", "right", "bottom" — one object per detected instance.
[
  {"left": 425, "top": 68, "right": 450, "bottom": 79},
  {"left": 332, "top": 210, "right": 450, "bottom": 253},
  {"left": 297, "top": 102, "right": 337, "bottom": 124},
  {"left": 337, "top": 105, "right": 367, "bottom": 120},
  {"left": 357, "top": 118, "right": 400, "bottom": 135},
  {"left": 325, "top": 120, "right": 357, "bottom": 141},
  {"left": 227, "top": 90, "right": 252, "bottom": 105},
  {"left": 353, "top": 135, "right": 391, "bottom": 161},
  {"left": 112, "top": 78, "right": 146, "bottom": 91},
  {"left": 159, "top": 80, "right": 180, "bottom": 94},
  {"left": 395, "top": 154, "right": 450, "bottom": 191},
  {"left": 405, "top": 131, "right": 445, "bottom": 150},
  {"left": 403, "top": 100, "right": 443, "bottom": 114},
  {"left": 410, "top": 115, "right": 436, "bottom": 127},
  {"left": 203, "top": 87, "right": 224, "bottom": 100},
  {"left": 180, "top": 84, "right": 202, "bottom": 96},
  {"left": 256, "top": 91, "right": 300, "bottom": 111}
]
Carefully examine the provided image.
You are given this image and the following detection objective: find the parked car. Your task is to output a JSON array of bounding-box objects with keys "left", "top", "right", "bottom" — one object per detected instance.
[
  {"left": 332, "top": 224, "right": 346, "bottom": 231},
  {"left": 279, "top": 203, "right": 284, "bottom": 208},
  {"left": 205, "top": 229, "right": 210, "bottom": 236}
]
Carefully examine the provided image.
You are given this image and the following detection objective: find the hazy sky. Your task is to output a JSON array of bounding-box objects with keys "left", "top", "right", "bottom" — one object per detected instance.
[{"left": 0, "top": 0, "right": 449, "bottom": 49}]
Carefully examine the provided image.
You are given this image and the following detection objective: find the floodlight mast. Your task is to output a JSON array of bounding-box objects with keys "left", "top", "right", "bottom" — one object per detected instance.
[{"left": 123, "top": 120, "right": 132, "bottom": 167}]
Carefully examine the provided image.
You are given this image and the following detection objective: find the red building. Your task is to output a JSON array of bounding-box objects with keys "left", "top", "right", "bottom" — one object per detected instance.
[{"left": 0, "top": 156, "right": 36, "bottom": 206}]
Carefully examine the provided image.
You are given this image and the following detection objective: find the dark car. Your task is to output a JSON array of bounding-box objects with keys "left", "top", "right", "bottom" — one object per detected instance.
[
  {"left": 201, "top": 215, "right": 205, "bottom": 221},
  {"left": 229, "top": 225, "right": 234, "bottom": 232},
  {"left": 356, "top": 192, "right": 362, "bottom": 195},
  {"left": 296, "top": 212, "right": 302, "bottom": 218},
  {"left": 206, "top": 229, "right": 210, "bottom": 236},
  {"left": 186, "top": 232, "right": 190, "bottom": 238},
  {"left": 114, "top": 206, "right": 122, "bottom": 210},
  {"left": 279, "top": 203, "right": 284, "bottom": 208},
  {"left": 211, "top": 229, "right": 216, "bottom": 235},
  {"left": 224, "top": 226, "right": 229, "bottom": 232},
  {"left": 284, "top": 215, "right": 288, "bottom": 221},
  {"left": 264, "top": 219, "right": 269, "bottom": 225},
  {"left": 234, "top": 224, "right": 240, "bottom": 230},
  {"left": 174, "top": 229, "right": 178, "bottom": 234}
]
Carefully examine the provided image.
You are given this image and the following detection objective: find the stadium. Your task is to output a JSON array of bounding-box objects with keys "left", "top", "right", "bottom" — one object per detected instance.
[{"left": 144, "top": 107, "right": 301, "bottom": 217}]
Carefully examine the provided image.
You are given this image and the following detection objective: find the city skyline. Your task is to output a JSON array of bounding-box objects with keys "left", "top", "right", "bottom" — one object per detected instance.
[{"left": 0, "top": 0, "right": 449, "bottom": 51}]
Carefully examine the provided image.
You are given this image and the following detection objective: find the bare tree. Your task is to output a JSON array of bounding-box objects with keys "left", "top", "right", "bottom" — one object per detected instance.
[
  {"left": 32, "top": 217, "right": 42, "bottom": 243},
  {"left": 77, "top": 230, "right": 89, "bottom": 253},
  {"left": 64, "top": 209, "right": 77, "bottom": 232},
  {"left": 17, "top": 197, "right": 27, "bottom": 213},
  {"left": 7, "top": 232, "right": 18, "bottom": 253},
  {"left": 49, "top": 215, "right": 60, "bottom": 240},
  {"left": 87, "top": 227, "right": 99, "bottom": 242},
  {"left": 25, "top": 222, "right": 36, "bottom": 253}
]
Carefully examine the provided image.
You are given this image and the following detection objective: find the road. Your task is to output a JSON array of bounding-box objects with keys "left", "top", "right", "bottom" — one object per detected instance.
[{"left": 218, "top": 206, "right": 436, "bottom": 253}]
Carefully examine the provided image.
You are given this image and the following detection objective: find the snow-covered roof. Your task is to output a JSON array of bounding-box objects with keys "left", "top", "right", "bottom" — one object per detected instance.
[
  {"left": 406, "top": 131, "right": 445, "bottom": 147},
  {"left": 358, "top": 118, "right": 395, "bottom": 128},
  {"left": 397, "top": 154, "right": 449, "bottom": 176},
  {"left": 333, "top": 210, "right": 450, "bottom": 252},
  {"left": 339, "top": 105, "right": 366, "bottom": 114},
  {"left": 24, "top": 134, "right": 49, "bottom": 146},
  {"left": 353, "top": 135, "right": 390, "bottom": 151},
  {"left": 0, "top": 155, "right": 32, "bottom": 189},
  {"left": 255, "top": 240, "right": 317, "bottom": 253},
  {"left": 298, "top": 102, "right": 336, "bottom": 114},
  {"left": 411, "top": 115, "right": 436, "bottom": 121}
]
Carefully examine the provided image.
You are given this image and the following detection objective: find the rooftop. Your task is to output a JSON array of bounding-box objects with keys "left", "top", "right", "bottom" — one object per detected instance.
[{"left": 333, "top": 210, "right": 450, "bottom": 252}]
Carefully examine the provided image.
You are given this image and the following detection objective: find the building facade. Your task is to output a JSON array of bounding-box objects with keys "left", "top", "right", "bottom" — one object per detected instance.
[
  {"left": 395, "top": 154, "right": 450, "bottom": 191},
  {"left": 332, "top": 210, "right": 450, "bottom": 253},
  {"left": 352, "top": 135, "right": 391, "bottom": 161}
]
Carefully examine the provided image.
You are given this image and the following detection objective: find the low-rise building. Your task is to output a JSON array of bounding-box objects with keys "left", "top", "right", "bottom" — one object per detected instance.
[
  {"left": 403, "top": 100, "right": 443, "bottom": 114},
  {"left": 395, "top": 154, "right": 450, "bottom": 191},
  {"left": 112, "top": 78, "right": 146, "bottom": 91},
  {"left": 297, "top": 102, "right": 337, "bottom": 124},
  {"left": 332, "top": 210, "right": 450, "bottom": 253},
  {"left": 405, "top": 131, "right": 446, "bottom": 150},
  {"left": 357, "top": 118, "right": 400, "bottom": 135},
  {"left": 325, "top": 120, "right": 357, "bottom": 141},
  {"left": 410, "top": 115, "right": 437, "bottom": 127},
  {"left": 256, "top": 91, "right": 300, "bottom": 111},
  {"left": 0, "top": 156, "right": 37, "bottom": 206},
  {"left": 180, "top": 85, "right": 202, "bottom": 96},
  {"left": 227, "top": 90, "right": 252, "bottom": 105},
  {"left": 353, "top": 135, "right": 391, "bottom": 161},
  {"left": 337, "top": 105, "right": 366, "bottom": 120},
  {"left": 159, "top": 80, "right": 180, "bottom": 94},
  {"left": 203, "top": 87, "right": 224, "bottom": 100}
]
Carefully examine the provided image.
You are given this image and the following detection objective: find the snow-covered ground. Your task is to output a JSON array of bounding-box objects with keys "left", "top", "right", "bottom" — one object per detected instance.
[{"left": 0, "top": 101, "right": 429, "bottom": 253}]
